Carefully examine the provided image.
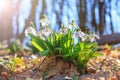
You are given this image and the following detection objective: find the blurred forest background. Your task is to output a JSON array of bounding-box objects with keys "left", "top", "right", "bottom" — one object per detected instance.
[{"left": 0, "top": 0, "right": 120, "bottom": 44}]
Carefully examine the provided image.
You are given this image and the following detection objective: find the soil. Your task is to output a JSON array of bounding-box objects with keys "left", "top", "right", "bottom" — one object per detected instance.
[{"left": 0, "top": 46, "right": 120, "bottom": 80}]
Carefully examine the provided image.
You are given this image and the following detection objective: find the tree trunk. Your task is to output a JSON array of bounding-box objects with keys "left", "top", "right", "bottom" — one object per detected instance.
[
  {"left": 18, "top": 0, "right": 38, "bottom": 42},
  {"left": 98, "top": 0, "right": 105, "bottom": 35},
  {"left": 0, "top": 0, "right": 14, "bottom": 42},
  {"left": 78, "top": 0, "right": 87, "bottom": 31}
]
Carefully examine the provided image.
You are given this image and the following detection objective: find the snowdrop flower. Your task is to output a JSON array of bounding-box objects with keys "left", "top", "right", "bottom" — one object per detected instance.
[
  {"left": 38, "top": 26, "right": 53, "bottom": 40},
  {"left": 44, "top": 26, "right": 53, "bottom": 36},
  {"left": 25, "top": 27, "right": 37, "bottom": 36},
  {"left": 16, "top": 39, "right": 21, "bottom": 46},
  {"left": 65, "top": 76, "right": 72, "bottom": 79},
  {"left": 37, "top": 31, "right": 45, "bottom": 40},
  {"left": 72, "top": 31, "right": 79, "bottom": 38},
  {"left": 1, "top": 40, "right": 8, "bottom": 48},
  {"left": 58, "top": 24, "right": 68, "bottom": 34},
  {"left": 40, "top": 15, "right": 50, "bottom": 27},
  {"left": 73, "top": 28, "right": 88, "bottom": 41},
  {"left": 78, "top": 31, "right": 88, "bottom": 41},
  {"left": 68, "top": 20, "right": 78, "bottom": 32},
  {"left": 68, "top": 20, "right": 74, "bottom": 30},
  {"left": 89, "top": 33, "right": 100, "bottom": 42},
  {"left": 40, "top": 19, "right": 50, "bottom": 27},
  {"left": 72, "top": 27, "right": 81, "bottom": 38}
]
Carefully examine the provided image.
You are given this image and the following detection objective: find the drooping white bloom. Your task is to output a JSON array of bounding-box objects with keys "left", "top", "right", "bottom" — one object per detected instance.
[
  {"left": 78, "top": 31, "right": 88, "bottom": 41},
  {"left": 68, "top": 23, "right": 72, "bottom": 30},
  {"left": 40, "top": 15, "right": 50, "bottom": 27},
  {"left": 40, "top": 19, "right": 50, "bottom": 27},
  {"left": 72, "top": 31, "right": 79, "bottom": 38},
  {"left": 59, "top": 28, "right": 68, "bottom": 34},
  {"left": 65, "top": 76, "right": 72, "bottom": 79},
  {"left": 89, "top": 33, "right": 100, "bottom": 42},
  {"left": 73, "top": 29, "right": 88, "bottom": 41},
  {"left": 38, "top": 26, "right": 53, "bottom": 40},
  {"left": 1, "top": 40, "right": 8, "bottom": 48},
  {"left": 25, "top": 27, "right": 37, "bottom": 36},
  {"left": 73, "top": 32, "right": 78, "bottom": 38},
  {"left": 68, "top": 20, "right": 77, "bottom": 32},
  {"left": 37, "top": 30, "right": 46, "bottom": 40},
  {"left": 44, "top": 27, "right": 53, "bottom": 36},
  {"left": 16, "top": 39, "right": 22, "bottom": 46},
  {"left": 68, "top": 21, "right": 74, "bottom": 30},
  {"left": 58, "top": 25, "right": 68, "bottom": 34}
]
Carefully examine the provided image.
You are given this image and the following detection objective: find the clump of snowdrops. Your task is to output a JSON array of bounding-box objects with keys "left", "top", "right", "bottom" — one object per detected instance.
[{"left": 25, "top": 15, "right": 102, "bottom": 74}]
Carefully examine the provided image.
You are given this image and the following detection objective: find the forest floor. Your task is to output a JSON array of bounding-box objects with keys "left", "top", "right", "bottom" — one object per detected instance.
[{"left": 0, "top": 45, "right": 120, "bottom": 80}]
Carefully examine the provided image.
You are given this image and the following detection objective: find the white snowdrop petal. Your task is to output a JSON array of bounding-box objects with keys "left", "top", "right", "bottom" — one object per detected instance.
[{"left": 25, "top": 27, "right": 37, "bottom": 36}]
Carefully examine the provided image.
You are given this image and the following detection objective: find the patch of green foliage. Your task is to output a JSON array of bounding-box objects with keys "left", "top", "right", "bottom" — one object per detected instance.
[
  {"left": 7, "top": 39, "right": 23, "bottom": 54},
  {"left": 26, "top": 43, "right": 39, "bottom": 54},
  {"left": 25, "top": 15, "right": 103, "bottom": 74}
]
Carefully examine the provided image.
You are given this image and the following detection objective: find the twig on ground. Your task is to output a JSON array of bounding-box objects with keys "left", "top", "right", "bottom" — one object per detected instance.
[{"left": 31, "top": 56, "right": 47, "bottom": 77}]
